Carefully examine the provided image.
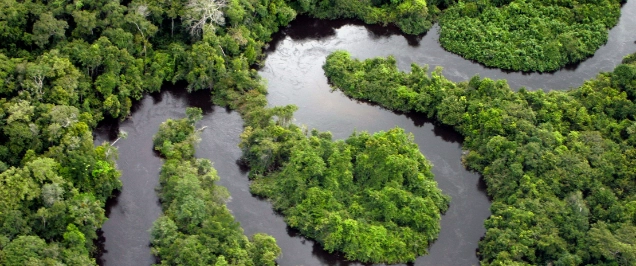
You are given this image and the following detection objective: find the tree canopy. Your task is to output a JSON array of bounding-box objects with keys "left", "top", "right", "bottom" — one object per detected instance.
[
  {"left": 439, "top": 0, "right": 624, "bottom": 72},
  {"left": 150, "top": 108, "right": 281, "bottom": 266},
  {"left": 0, "top": 102, "right": 120, "bottom": 264},
  {"left": 0, "top": 0, "right": 297, "bottom": 262},
  {"left": 324, "top": 50, "right": 636, "bottom": 265},
  {"left": 239, "top": 111, "right": 449, "bottom": 263},
  {"left": 0, "top": 0, "right": 632, "bottom": 263}
]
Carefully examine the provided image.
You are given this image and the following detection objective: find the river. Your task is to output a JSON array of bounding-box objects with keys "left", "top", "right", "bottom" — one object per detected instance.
[{"left": 96, "top": 1, "right": 636, "bottom": 265}]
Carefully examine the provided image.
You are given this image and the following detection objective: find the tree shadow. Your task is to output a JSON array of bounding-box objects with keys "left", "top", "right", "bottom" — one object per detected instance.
[{"left": 265, "top": 15, "right": 425, "bottom": 54}]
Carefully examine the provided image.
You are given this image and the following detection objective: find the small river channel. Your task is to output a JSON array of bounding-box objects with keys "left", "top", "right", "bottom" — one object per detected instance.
[{"left": 96, "top": 1, "right": 636, "bottom": 265}]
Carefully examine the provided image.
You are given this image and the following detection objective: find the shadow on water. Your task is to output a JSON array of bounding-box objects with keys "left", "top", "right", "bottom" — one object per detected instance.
[
  {"left": 93, "top": 117, "right": 120, "bottom": 142},
  {"left": 94, "top": 189, "right": 121, "bottom": 266},
  {"left": 267, "top": 15, "right": 425, "bottom": 53},
  {"left": 151, "top": 83, "right": 215, "bottom": 114},
  {"left": 94, "top": 230, "right": 107, "bottom": 265},
  {"left": 349, "top": 97, "right": 463, "bottom": 144}
]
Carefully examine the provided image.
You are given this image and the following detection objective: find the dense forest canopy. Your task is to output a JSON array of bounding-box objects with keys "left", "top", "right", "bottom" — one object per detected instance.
[
  {"left": 0, "top": 0, "right": 297, "bottom": 262},
  {"left": 150, "top": 108, "right": 281, "bottom": 265},
  {"left": 439, "top": 0, "right": 624, "bottom": 72},
  {"left": 241, "top": 121, "right": 450, "bottom": 263},
  {"left": 324, "top": 50, "right": 636, "bottom": 265},
  {"left": 0, "top": 0, "right": 632, "bottom": 264}
]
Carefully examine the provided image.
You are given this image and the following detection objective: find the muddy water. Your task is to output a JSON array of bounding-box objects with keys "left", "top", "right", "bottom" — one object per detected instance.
[{"left": 97, "top": 1, "right": 636, "bottom": 265}]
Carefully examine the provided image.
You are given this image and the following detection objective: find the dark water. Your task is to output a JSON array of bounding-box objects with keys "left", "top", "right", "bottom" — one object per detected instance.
[{"left": 96, "top": 1, "right": 636, "bottom": 265}]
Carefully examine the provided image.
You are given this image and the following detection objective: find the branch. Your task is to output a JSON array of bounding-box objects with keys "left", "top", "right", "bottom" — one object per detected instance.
[
  {"left": 111, "top": 131, "right": 128, "bottom": 146},
  {"left": 132, "top": 21, "right": 145, "bottom": 39}
]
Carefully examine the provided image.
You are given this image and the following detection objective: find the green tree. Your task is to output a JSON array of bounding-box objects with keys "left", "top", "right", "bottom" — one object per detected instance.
[
  {"left": 323, "top": 50, "right": 636, "bottom": 265},
  {"left": 32, "top": 12, "right": 68, "bottom": 48},
  {"left": 151, "top": 109, "right": 281, "bottom": 265}
]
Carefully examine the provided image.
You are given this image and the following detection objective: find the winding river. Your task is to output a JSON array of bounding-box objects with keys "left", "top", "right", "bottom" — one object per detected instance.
[{"left": 96, "top": 1, "right": 636, "bottom": 265}]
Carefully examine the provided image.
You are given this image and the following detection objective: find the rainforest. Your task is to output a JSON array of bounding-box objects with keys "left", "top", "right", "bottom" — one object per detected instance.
[{"left": 0, "top": 0, "right": 634, "bottom": 265}]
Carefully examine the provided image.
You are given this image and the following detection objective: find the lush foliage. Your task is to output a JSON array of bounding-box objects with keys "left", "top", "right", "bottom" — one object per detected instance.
[
  {"left": 0, "top": 0, "right": 631, "bottom": 263},
  {"left": 0, "top": 0, "right": 296, "bottom": 262},
  {"left": 324, "top": 50, "right": 636, "bottom": 265},
  {"left": 0, "top": 101, "right": 121, "bottom": 264},
  {"left": 0, "top": 0, "right": 298, "bottom": 120},
  {"left": 291, "top": 0, "right": 436, "bottom": 35},
  {"left": 238, "top": 105, "right": 449, "bottom": 263},
  {"left": 439, "top": 0, "right": 623, "bottom": 72},
  {"left": 150, "top": 108, "right": 281, "bottom": 266}
]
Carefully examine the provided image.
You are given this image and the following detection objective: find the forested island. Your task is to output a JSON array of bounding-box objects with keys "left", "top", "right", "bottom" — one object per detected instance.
[
  {"left": 0, "top": 0, "right": 633, "bottom": 265},
  {"left": 242, "top": 123, "right": 450, "bottom": 263}
]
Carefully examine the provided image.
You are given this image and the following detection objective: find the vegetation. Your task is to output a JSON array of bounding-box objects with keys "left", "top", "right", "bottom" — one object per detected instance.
[
  {"left": 150, "top": 107, "right": 281, "bottom": 266},
  {"left": 0, "top": 0, "right": 296, "bottom": 263},
  {"left": 0, "top": 0, "right": 632, "bottom": 263},
  {"left": 0, "top": 93, "right": 121, "bottom": 264},
  {"left": 324, "top": 50, "right": 636, "bottom": 265},
  {"left": 439, "top": 0, "right": 624, "bottom": 72},
  {"left": 0, "top": 0, "right": 440, "bottom": 262},
  {"left": 240, "top": 118, "right": 449, "bottom": 262},
  {"left": 0, "top": 0, "right": 299, "bottom": 119},
  {"left": 231, "top": 78, "right": 449, "bottom": 264}
]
